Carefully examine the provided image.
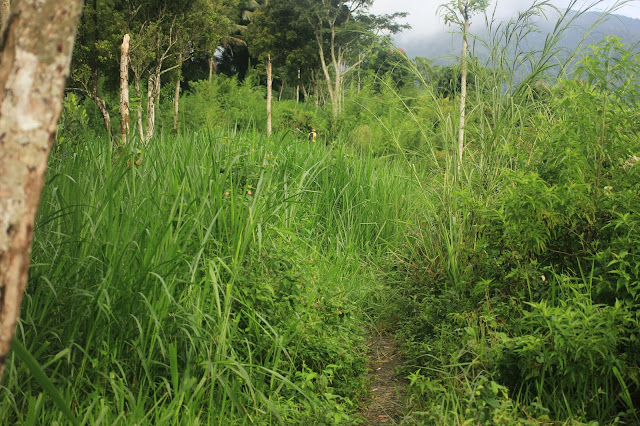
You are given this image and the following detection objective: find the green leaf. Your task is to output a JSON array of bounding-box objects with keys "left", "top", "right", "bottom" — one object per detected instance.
[{"left": 11, "top": 338, "right": 78, "bottom": 426}]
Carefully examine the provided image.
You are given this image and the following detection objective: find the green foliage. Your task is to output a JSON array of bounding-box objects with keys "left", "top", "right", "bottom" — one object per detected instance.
[
  {"left": 499, "top": 295, "right": 638, "bottom": 421},
  {"left": 273, "top": 100, "right": 317, "bottom": 133},
  {"left": 177, "top": 74, "right": 266, "bottom": 131},
  {"left": 440, "top": 0, "right": 491, "bottom": 26},
  {"left": 7, "top": 2, "right": 640, "bottom": 424},
  {"left": 56, "top": 93, "right": 90, "bottom": 146},
  {"left": 1, "top": 127, "right": 412, "bottom": 424},
  {"left": 388, "top": 17, "right": 640, "bottom": 426}
]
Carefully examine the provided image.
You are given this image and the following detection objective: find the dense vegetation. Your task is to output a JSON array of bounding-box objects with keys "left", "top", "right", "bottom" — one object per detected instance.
[{"left": 1, "top": 0, "right": 639, "bottom": 424}]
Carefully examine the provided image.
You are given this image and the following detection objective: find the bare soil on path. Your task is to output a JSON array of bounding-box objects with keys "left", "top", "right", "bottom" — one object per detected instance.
[{"left": 360, "top": 334, "right": 407, "bottom": 425}]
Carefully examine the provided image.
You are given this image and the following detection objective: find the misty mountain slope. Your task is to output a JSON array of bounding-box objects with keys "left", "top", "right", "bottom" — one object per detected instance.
[{"left": 399, "top": 10, "right": 640, "bottom": 62}]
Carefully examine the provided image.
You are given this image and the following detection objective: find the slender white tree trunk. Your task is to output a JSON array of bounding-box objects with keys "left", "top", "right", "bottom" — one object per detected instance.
[
  {"left": 0, "top": 0, "right": 82, "bottom": 382},
  {"left": 458, "top": 17, "right": 470, "bottom": 171},
  {"left": 154, "top": 66, "right": 161, "bottom": 108},
  {"left": 279, "top": 78, "right": 286, "bottom": 102},
  {"left": 172, "top": 53, "right": 182, "bottom": 135},
  {"left": 266, "top": 54, "right": 272, "bottom": 136},
  {"left": 119, "top": 34, "right": 130, "bottom": 145},
  {"left": 316, "top": 37, "right": 337, "bottom": 120},
  {"left": 173, "top": 79, "right": 180, "bottom": 134},
  {"left": 145, "top": 75, "right": 155, "bottom": 143},
  {"left": 133, "top": 71, "right": 144, "bottom": 142},
  {"left": 296, "top": 68, "right": 300, "bottom": 103}
]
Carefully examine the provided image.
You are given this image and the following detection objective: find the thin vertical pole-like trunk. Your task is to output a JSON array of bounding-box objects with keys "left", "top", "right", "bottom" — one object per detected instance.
[
  {"left": 0, "top": 0, "right": 82, "bottom": 382},
  {"left": 133, "top": 71, "right": 144, "bottom": 142},
  {"left": 208, "top": 56, "right": 216, "bottom": 83},
  {"left": 312, "top": 69, "right": 319, "bottom": 107},
  {"left": 458, "top": 15, "right": 470, "bottom": 171},
  {"left": 278, "top": 78, "right": 285, "bottom": 102},
  {"left": 119, "top": 33, "right": 130, "bottom": 145},
  {"left": 92, "top": 74, "right": 112, "bottom": 140},
  {"left": 173, "top": 53, "right": 182, "bottom": 135},
  {"left": 172, "top": 78, "right": 180, "bottom": 135},
  {"left": 144, "top": 64, "right": 162, "bottom": 144},
  {"left": 296, "top": 68, "right": 300, "bottom": 103},
  {"left": 145, "top": 75, "right": 155, "bottom": 143},
  {"left": 266, "top": 54, "right": 272, "bottom": 136},
  {"left": 154, "top": 67, "right": 161, "bottom": 108},
  {"left": 316, "top": 35, "right": 337, "bottom": 120}
]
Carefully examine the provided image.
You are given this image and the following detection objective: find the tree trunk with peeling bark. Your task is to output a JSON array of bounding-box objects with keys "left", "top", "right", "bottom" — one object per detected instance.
[
  {"left": 266, "top": 54, "right": 272, "bottom": 137},
  {"left": 119, "top": 33, "right": 130, "bottom": 144},
  {"left": 0, "top": 0, "right": 82, "bottom": 383}
]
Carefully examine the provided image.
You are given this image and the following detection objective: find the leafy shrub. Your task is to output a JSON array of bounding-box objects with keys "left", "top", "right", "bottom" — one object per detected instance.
[
  {"left": 178, "top": 73, "right": 265, "bottom": 131},
  {"left": 498, "top": 295, "right": 638, "bottom": 421},
  {"left": 56, "top": 92, "right": 89, "bottom": 146}
]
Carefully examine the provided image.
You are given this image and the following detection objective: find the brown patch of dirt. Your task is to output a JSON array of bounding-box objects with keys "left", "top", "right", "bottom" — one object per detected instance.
[{"left": 360, "top": 334, "right": 406, "bottom": 425}]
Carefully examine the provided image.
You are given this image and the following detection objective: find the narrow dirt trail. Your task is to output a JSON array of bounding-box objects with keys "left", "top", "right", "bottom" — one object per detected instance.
[{"left": 360, "top": 334, "right": 407, "bottom": 425}]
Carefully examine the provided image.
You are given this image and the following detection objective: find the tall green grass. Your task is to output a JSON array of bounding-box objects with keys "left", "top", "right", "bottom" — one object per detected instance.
[
  {"left": 377, "top": 1, "right": 640, "bottom": 423},
  {"left": 0, "top": 128, "right": 413, "bottom": 424}
]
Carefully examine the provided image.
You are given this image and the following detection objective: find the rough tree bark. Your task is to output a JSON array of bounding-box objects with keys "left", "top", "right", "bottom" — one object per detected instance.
[
  {"left": 119, "top": 33, "right": 130, "bottom": 144},
  {"left": 266, "top": 54, "right": 272, "bottom": 137},
  {"left": 0, "top": 0, "right": 9, "bottom": 33},
  {"left": 0, "top": 0, "right": 83, "bottom": 382}
]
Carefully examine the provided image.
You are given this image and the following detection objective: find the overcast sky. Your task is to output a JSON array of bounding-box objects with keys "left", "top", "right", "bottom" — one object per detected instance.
[{"left": 370, "top": 0, "right": 640, "bottom": 46}]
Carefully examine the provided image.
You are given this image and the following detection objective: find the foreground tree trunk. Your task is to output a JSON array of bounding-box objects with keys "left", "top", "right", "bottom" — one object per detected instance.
[
  {"left": 119, "top": 34, "right": 131, "bottom": 145},
  {"left": 0, "top": 0, "right": 82, "bottom": 383},
  {"left": 266, "top": 54, "right": 272, "bottom": 136},
  {"left": 0, "top": 0, "right": 9, "bottom": 33}
]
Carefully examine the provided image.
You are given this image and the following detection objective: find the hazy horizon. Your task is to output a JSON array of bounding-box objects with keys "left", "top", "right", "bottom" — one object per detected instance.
[{"left": 370, "top": 0, "right": 640, "bottom": 51}]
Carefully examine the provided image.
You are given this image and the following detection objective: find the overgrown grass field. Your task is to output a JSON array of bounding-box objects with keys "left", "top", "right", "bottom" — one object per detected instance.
[
  {"left": 0, "top": 130, "right": 413, "bottom": 424},
  {"left": 2, "top": 4, "right": 640, "bottom": 424}
]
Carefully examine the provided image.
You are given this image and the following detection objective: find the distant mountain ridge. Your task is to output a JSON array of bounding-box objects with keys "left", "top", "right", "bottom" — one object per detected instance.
[{"left": 398, "top": 11, "right": 640, "bottom": 62}]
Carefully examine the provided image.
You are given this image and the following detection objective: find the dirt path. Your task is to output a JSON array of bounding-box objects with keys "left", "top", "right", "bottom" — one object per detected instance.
[{"left": 360, "top": 334, "right": 406, "bottom": 425}]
